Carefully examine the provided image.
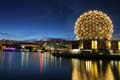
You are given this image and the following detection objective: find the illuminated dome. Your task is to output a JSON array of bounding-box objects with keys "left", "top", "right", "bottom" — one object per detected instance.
[{"left": 74, "top": 10, "right": 113, "bottom": 40}]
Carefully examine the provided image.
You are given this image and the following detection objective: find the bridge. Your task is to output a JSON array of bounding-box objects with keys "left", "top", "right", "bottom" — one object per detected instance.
[{"left": 18, "top": 42, "right": 40, "bottom": 51}]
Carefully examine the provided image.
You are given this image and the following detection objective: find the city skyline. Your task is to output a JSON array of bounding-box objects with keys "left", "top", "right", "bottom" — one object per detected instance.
[{"left": 0, "top": 0, "right": 120, "bottom": 40}]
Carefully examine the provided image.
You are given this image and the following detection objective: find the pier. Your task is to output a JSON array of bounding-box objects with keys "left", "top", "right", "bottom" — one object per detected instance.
[{"left": 51, "top": 53, "right": 120, "bottom": 60}]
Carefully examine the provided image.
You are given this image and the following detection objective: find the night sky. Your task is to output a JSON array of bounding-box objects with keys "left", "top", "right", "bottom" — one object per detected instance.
[{"left": 0, "top": 0, "right": 120, "bottom": 40}]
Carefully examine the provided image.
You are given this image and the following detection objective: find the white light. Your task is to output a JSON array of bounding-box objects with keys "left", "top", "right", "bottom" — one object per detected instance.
[
  {"left": 22, "top": 45, "right": 25, "bottom": 48},
  {"left": 71, "top": 49, "right": 80, "bottom": 54}
]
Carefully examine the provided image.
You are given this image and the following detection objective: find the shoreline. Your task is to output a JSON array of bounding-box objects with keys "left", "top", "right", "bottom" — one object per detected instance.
[{"left": 51, "top": 53, "right": 120, "bottom": 60}]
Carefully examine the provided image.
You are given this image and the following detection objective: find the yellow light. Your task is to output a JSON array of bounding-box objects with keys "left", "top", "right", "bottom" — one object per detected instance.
[
  {"left": 118, "top": 41, "right": 120, "bottom": 50},
  {"left": 92, "top": 40, "right": 97, "bottom": 49},
  {"left": 106, "top": 41, "right": 111, "bottom": 49},
  {"left": 104, "top": 64, "right": 115, "bottom": 80},
  {"left": 80, "top": 41, "right": 83, "bottom": 49},
  {"left": 72, "top": 59, "right": 81, "bottom": 80}
]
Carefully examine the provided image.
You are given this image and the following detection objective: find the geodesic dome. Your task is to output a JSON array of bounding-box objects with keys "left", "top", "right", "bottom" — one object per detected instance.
[{"left": 74, "top": 10, "right": 113, "bottom": 40}]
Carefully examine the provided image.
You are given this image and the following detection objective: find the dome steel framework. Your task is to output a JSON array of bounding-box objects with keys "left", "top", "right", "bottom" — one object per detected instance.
[{"left": 74, "top": 10, "right": 113, "bottom": 40}]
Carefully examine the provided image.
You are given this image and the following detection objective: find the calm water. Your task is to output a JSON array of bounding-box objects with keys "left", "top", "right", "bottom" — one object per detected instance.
[{"left": 0, "top": 52, "right": 120, "bottom": 80}]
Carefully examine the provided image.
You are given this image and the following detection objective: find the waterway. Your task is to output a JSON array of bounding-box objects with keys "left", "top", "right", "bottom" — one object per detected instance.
[{"left": 0, "top": 52, "right": 120, "bottom": 80}]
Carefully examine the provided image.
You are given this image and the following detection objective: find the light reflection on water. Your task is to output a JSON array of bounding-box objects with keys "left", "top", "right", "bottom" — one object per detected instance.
[
  {"left": 71, "top": 59, "right": 117, "bottom": 80},
  {"left": 0, "top": 52, "right": 120, "bottom": 80}
]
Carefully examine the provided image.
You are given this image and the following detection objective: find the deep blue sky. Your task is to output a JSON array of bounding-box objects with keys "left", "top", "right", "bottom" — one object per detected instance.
[{"left": 0, "top": 0, "right": 120, "bottom": 40}]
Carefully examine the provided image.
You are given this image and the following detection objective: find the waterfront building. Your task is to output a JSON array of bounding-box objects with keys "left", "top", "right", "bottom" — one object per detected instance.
[{"left": 72, "top": 10, "right": 119, "bottom": 54}]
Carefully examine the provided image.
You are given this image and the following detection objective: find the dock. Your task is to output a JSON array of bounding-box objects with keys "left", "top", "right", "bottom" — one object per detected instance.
[{"left": 51, "top": 53, "right": 120, "bottom": 60}]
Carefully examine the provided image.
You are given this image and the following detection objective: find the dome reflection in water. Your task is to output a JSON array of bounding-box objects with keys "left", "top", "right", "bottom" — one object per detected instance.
[{"left": 71, "top": 59, "right": 116, "bottom": 80}]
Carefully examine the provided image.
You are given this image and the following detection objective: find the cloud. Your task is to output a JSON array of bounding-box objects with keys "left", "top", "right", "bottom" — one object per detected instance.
[
  {"left": 0, "top": 32, "right": 16, "bottom": 37},
  {"left": 0, "top": 32, "right": 38, "bottom": 40},
  {"left": 0, "top": 32, "right": 18, "bottom": 40}
]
